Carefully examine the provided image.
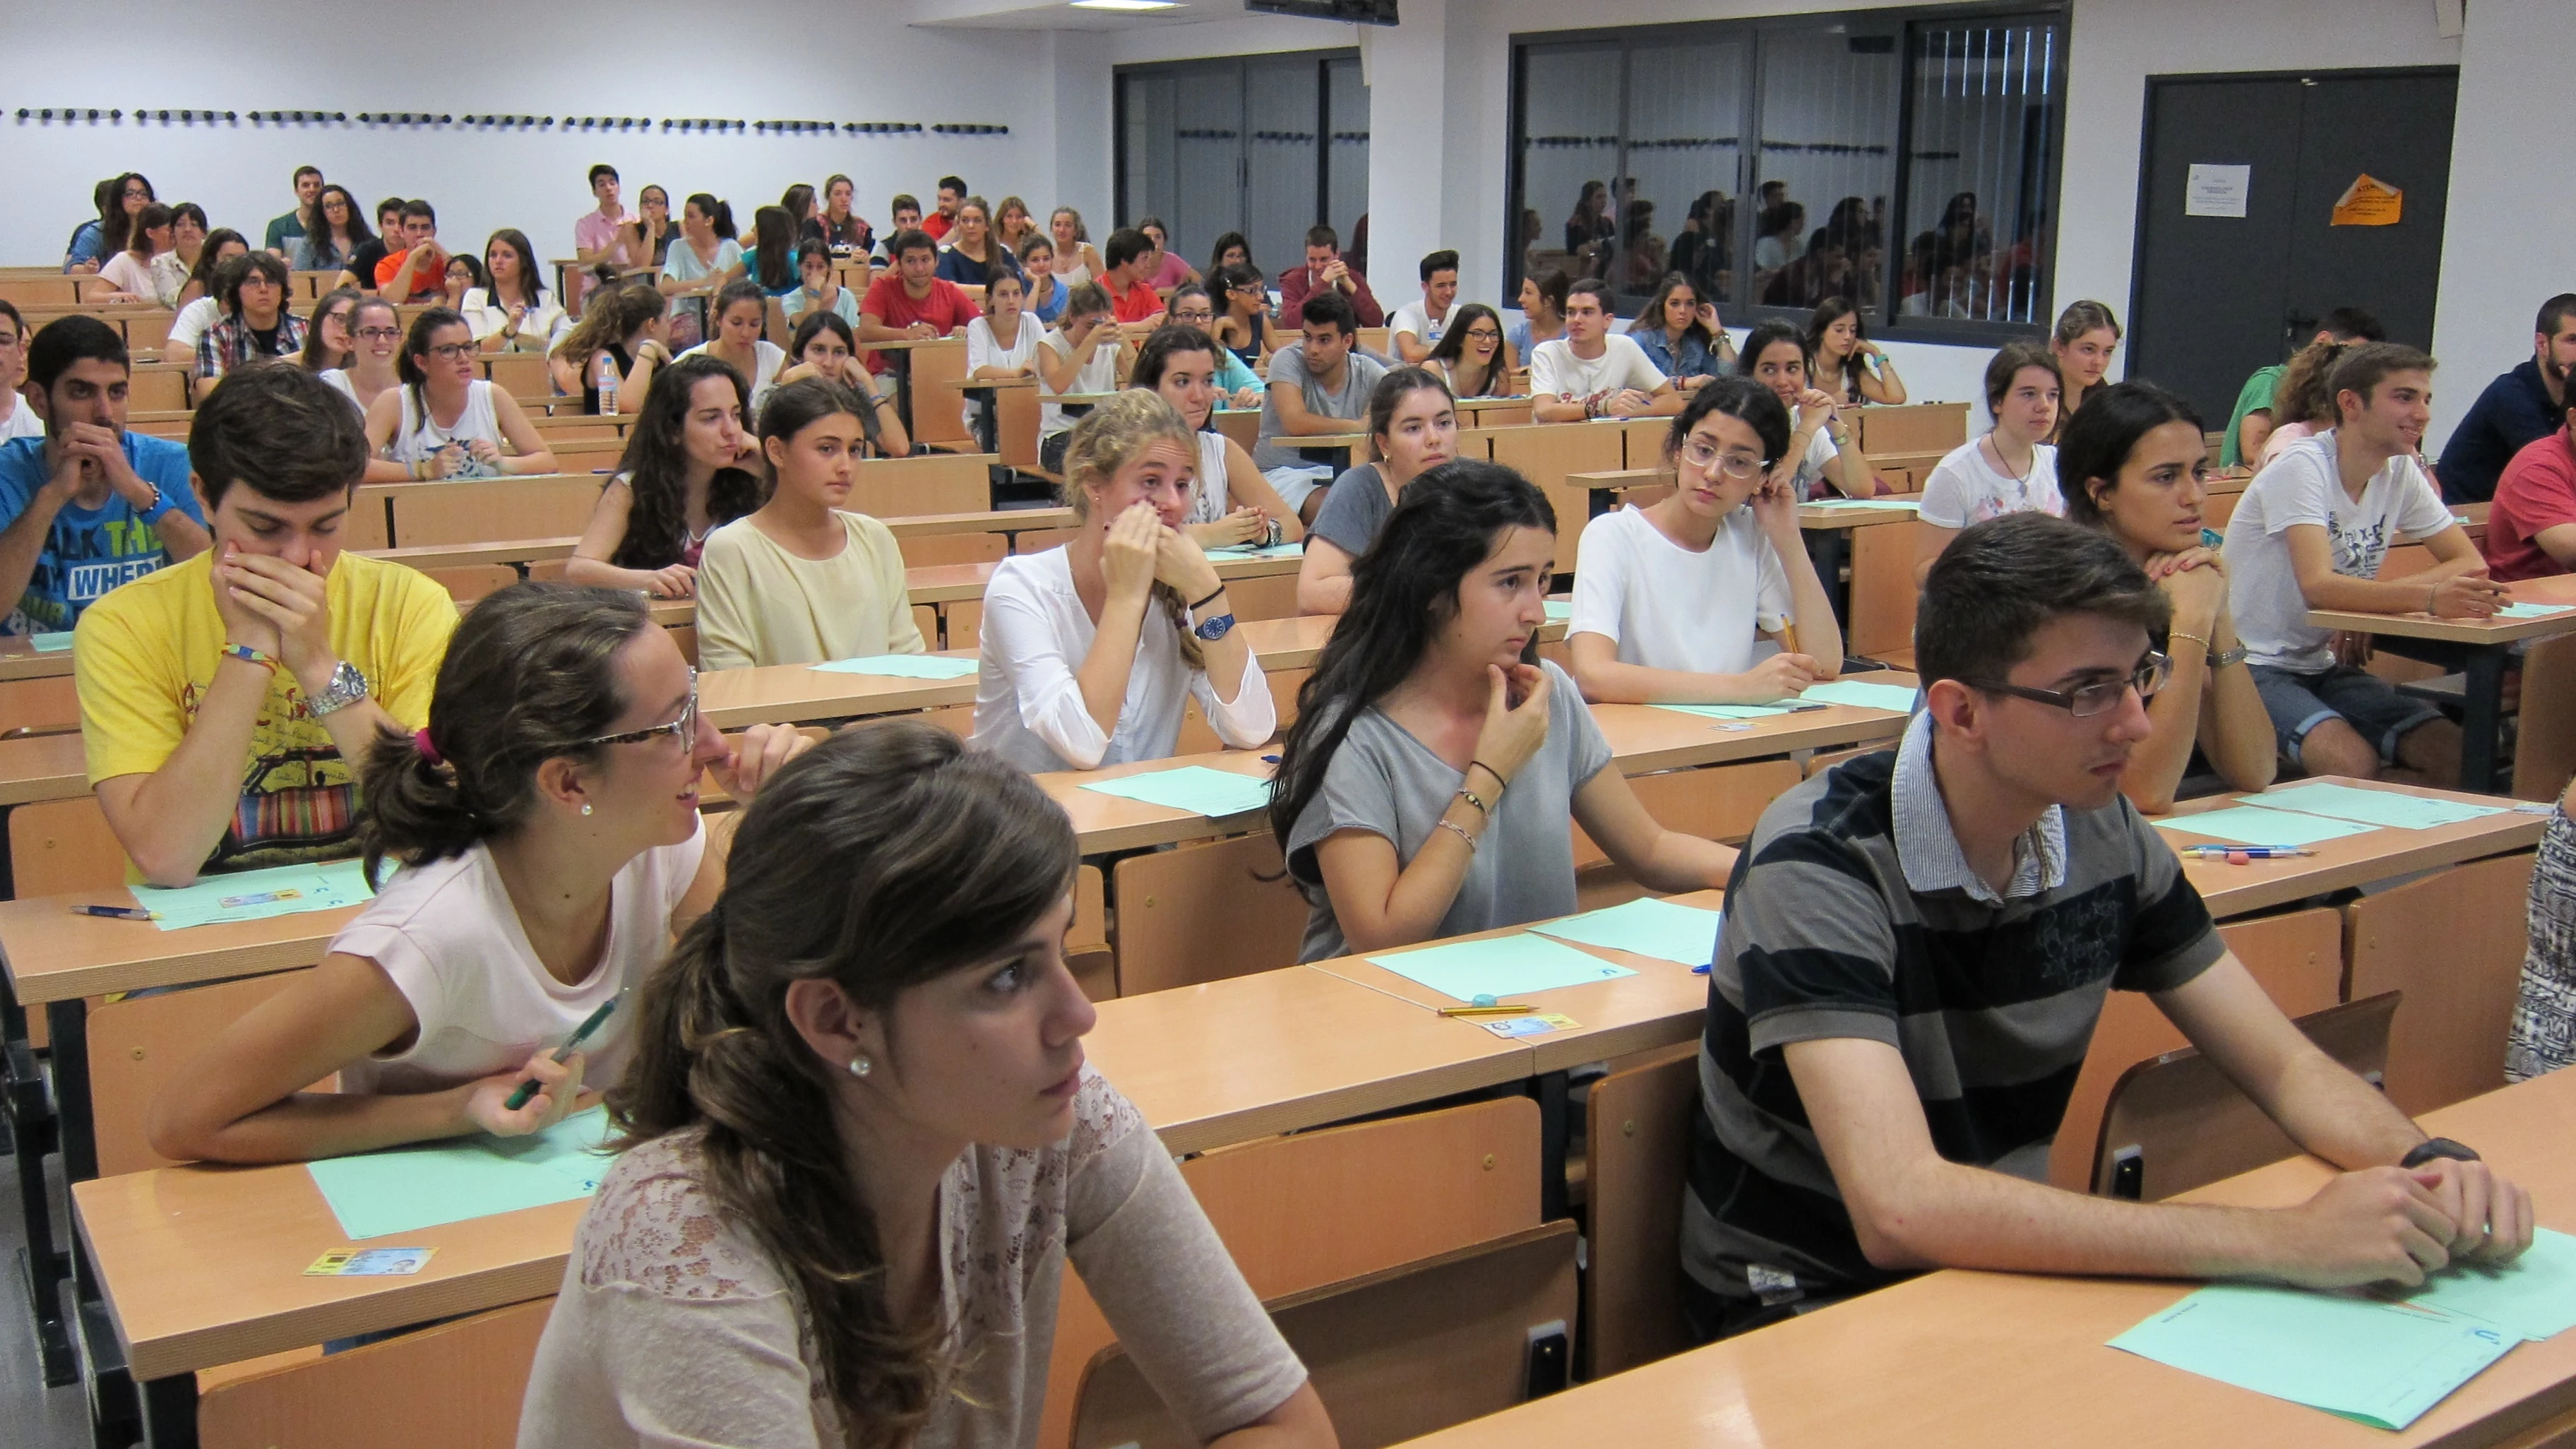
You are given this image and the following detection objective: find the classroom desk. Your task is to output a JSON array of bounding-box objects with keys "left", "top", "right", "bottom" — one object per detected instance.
[
  {"left": 2163, "top": 776, "right": 2547, "bottom": 919},
  {"left": 853, "top": 333, "right": 964, "bottom": 432},
  {"left": 0, "top": 636, "right": 73, "bottom": 684},
  {"left": 958, "top": 374, "right": 1037, "bottom": 457},
  {"left": 2304, "top": 573, "right": 2576, "bottom": 791},
  {"left": 0, "top": 732, "right": 86, "bottom": 806},
  {"left": 1395, "top": 1068, "right": 2576, "bottom": 1449},
  {"left": 1799, "top": 497, "right": 1923, "bottom": 628},
  {"left": 902, "top": 547, "right": 1304, "bottom": 605}
]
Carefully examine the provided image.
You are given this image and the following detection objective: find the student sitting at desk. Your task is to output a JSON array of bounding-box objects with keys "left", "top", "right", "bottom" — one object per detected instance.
[
  {"left": 362, "top": 308, "right": 561, "bottom": 482},
  {"left": 2059, "top": 381, "right": 2276, "bottom": 811},
  {"left": 1738, "top": 320, "right": 1874, "bottom": 499},
  {"left": 678, "top": 282, "right": 789, "bottom": 422},
  {"left": 1252, "top": 288, "right": 1386, "bottom": 527},
  {"left": 1165, "top": 283, "right": 1265, "bottom": 407},
  {"left": 963, "top": 266, "right": 1043, "bottom": 433},
  {"left": 1529, "top": 280, "right": 1681, "bottom": 423},
  {"left": 2482, "top": 385, "right": 2576, "bottom": 583},
  {"left": 518, "top": 722, "right": 1332, "bottom": 1449},
  {"left": 2223, "top": 343, "right": 2506, "bottom": 785},
  {"left": 772, "top": 312, "right": 912, "bottom": 458},
  {"left": 1423, "top": 302, "right": 1515, "bottom": 400},
  {"left": 0, "top": 316, "right": 210, "bottom": 636},
  {"left": 780, "top": 244, "right": 861, "bottom": 330},
  {"left": 1271, "top": 463, "right": 1736, "bottom": 960},
  {"left": 1128, "top": 323, "right": 1302, "bottom": 551},
  {"left": 566, "top": 353, "right": 765, "bottom": 600},
  {"left": 1036, "top": 282, "right": 1127, "bottom": 477},
  {"left": 1686, "top": 511, "right": 2535, "bottom": 1340},
  {"left": 147, "top": 583, "right": 811, "bottom": 1164},
  {"left": 696, "top": 378, "right": 925, "bottom": 672},
  {"left": 1297, "top": 366, "right": 1457, "bottom": 616},
  {"left": 972, "top": 391, "right": 1274, "bottom": 773},
  {"left": 1914, "top": 341, "right": 2063, "bottom": 582},
  {"left": 76, "top": 366, "right": 458, "bottom": 886},
  {"left": 1566, "top": 378, "right": 1841, "bottom": 704}
]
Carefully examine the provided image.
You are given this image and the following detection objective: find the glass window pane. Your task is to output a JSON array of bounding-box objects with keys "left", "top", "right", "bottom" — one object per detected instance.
[
  {"left": 1753, "top": 28, "right": 1900, "bottom": 317},
  {"left": 1325, "top": 57, "right": 1370, "bottom": 275},
  {"left": 1242, "top": 60, "right": 1321, "bottom": 282},
  {"left": 1515, "top": 44, "right": 1623, "bottom": 290},
  {"left": 1622, "top": 38, "right": 1750, "bottom": 309},
  {"left": 1165, "top": 70, "right": 1246, "bottom": 273},
  {"left": 1898, "top": 16, "right": 2063, "bottom": 325}
]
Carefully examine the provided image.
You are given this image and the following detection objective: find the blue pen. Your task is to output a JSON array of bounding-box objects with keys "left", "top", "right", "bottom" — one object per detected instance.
[{"left": 2181, "top": 845, "right": 2316, "bottom": 859}]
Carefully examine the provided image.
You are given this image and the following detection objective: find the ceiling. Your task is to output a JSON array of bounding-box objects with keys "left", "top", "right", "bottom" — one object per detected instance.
[{"left": 904, "top": 0, "right": 1236, "bottom": 30}]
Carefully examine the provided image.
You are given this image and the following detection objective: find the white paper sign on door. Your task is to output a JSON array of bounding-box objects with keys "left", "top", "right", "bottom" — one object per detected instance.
[{"left": 2185, "top": 163, "right": 2252, "bottom": 219}]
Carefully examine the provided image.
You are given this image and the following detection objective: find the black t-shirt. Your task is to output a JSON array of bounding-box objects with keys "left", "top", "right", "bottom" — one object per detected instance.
[
  {"left": 347, "top": 239, "right": 389, "bottom": 285},
  {"left": 250, "top": 323, "right": 283, "bottom": 356}
]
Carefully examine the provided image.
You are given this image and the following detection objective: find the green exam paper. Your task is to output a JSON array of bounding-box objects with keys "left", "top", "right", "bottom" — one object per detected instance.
[
  {"left": 1797, "top": 679, "right": 1921, "bottom": 713},
  {"left": 1367, "top": 931, "right": 1636, "bottom": 1003},
  {"left": 306, "top": 1106, "right": 618, "bottom": 1241},
  {"left": 2109, "top": 1284, "right": 2519, "bottom": 1430},
  {"left": 1078, "top": 765, "right": 1272, "bottom": 819},
  {"left": 132, "top": 858, "right": 381, "bottom": 932},
  {"left": 2248, "top": 781, "right": 2510, "bottom": 831},
  {"left": 809, "top": 654, "right": 980, "bottom": 679},
  {"left": 1651, "top": 702, "right": 1798, "bottom": 720},
  {"left": 2152, "top": 806, "right": 2380, "bottom": 848},
  {"left": 1530, "top": 897, "right": 1723, "bottom": 968}
]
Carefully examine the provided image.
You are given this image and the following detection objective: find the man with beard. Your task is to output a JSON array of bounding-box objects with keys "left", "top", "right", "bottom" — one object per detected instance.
[{"left": 2439, "top": 293, "right": 2576, "bottom": 503}]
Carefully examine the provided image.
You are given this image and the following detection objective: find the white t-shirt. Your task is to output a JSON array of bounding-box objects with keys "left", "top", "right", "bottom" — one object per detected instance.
[
  {"left": 677, "top": 340, "right": 787, "bottom": 419},
  {"left": 332, "top": 824, "right": 708, "bottom": 1097},
  {"left": 1569, "top": 506, "right": 1791, "bottom": 677},
  {"left": 1188, "top": 430, "right": 1233, "bottom": 525},
  {"left": 965, "top": 314, "right": 1045, "bottom": 431},
  {"left": 0, "top": 394, "right": 42, "bottom": 441},
  {"left": 1038, "top": 328, "right": 1121, "bottom": 441},
  {"left": 970, "top": 546, "right": 1276, "bottom": 773},
  {"left": 166, "top": 296, "right": 220, "bottom": 355},
  {"left": 1789, "top": 427, "right": 1843, "bottom": 501},
  {"left": 1528, "top": 335, "right": 1667, "bottom": 403},
  {"left": 460, "top": 287, "right": 568, "bottom": 354},
  {"left": 1389, "top": 300, "right": 1448, "bottom": 347},
  {"left": 2222, "top": 430, "right": 2457, "bottom": 672},
  {"left": 1919, "top": 438, "right": 2063, "bottom": 529},
  {"left": 389, "top": 379, "right": 506, "bottom": 477},
  {"left": 97, "top": 251, "right": 156, "bottom": 299}
]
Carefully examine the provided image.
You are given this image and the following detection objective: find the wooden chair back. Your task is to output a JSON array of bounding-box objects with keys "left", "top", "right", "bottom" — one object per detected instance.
[
  {"left": 847, "top": 451, "right": 994, "bottom": 518},
  {"left": 2046, "top": 906, "right": 2347, "bottom": 1191},
  {"left": 1484, "top": 424, "right": 1626, "bottom": 573},
  {"left": 1037, "top": 1097, "right": 1539, "bottom": 1449},
  {"left": 1582, "top": 1043, "right": 1700, "bottom": 1379},
  {"left": 1071, "top": 1222, "right": 1579, "bottom": 1449},
  {"left": 0, "top": 672, "right": 80, "bottom": 736},
  {"left": 906, "top": 338, "right": 974, "bottom": 448},
  {"left": 2094, "top": 992, "right": 2399, "bottom": 1200},
  {"left": 1111, "top": 833, "right": 1308, "bottom": 996},
  {"left": 2513, "top": 635, "right": 2576, "bottom": 801},
  {"left": 8, "top": 796, "right": 128, "bottom": 897},
  {"left": 1068, "top": 864, "right": 1114, "bottom": 1002},
  {"left": 198, "top": 1296, "right": 553, "bottom": 1449},
  {"left": 1852, "top": 401, "right": 1970, "bottom": 456},
  {"left": 479, "top": 352, "right": 552, "bottom": 404},
  {"left": 122, "top": 309, "right": 175, "bottom": 351},
  {"left": 1571, "top": 761, "right": 1800, "bottom": 876},
  {"left": 1212, "top": 409, "right": 1259, "bottom": 453},
  {"left": 895, "top": 532, "right": 1006, "bottom": 569},
  {"left": 0, "top": 278, "right": 80, "bottom": 307},
  {"left": 545, "top": 440, "right": 626, "bottom": 475},
  {"left": 2346, "top": 849, "right": 2534, "bottom": 1116},
  {"left": 90, "top": 970, "right": 318, "bottom": 1176},
  {"left": 386, "top": 476, "right": 603, "bottom": 547},
  {"left": 424, "top": 564, "right": 520, "bottom": 604},
  {"left": 1844, "top": 515, "right": 1926, "bottom": 660},
  {"left": 129, "top": 364, "right": 192, "bottom": 413}
]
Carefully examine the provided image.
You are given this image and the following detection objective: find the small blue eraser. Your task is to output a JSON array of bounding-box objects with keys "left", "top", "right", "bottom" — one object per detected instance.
[{"left": 1472, "top": 994, "right": 1497, "bottom": 1008}]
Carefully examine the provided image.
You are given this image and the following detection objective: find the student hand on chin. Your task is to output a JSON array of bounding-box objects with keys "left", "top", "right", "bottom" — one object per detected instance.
[
  {"left": 712, "top": 723, "right": 812, "bottom": 802},
  {"left": 1476, "top": 663, "right": 1552, "bottom": 783},
  {"left": 463, "top": 1048, "right": 587, "bottom": 1138},
  {"left": 1102, "top": 502, "right": 1167, "bottom": 601}
]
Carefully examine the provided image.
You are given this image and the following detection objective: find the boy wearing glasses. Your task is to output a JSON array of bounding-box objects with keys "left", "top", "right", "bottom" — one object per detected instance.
[
  {"left": 0, "top": 316, "right": 209, "bottom": 636},
  {"left": 1683, "top": 512, "right": 2534, "bottom": 1340},
  {"left": 76, "top": 365, "right": 455, "bottom": 886}
]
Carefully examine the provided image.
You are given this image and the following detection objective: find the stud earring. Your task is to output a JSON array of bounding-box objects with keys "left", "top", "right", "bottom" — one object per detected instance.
[
  {"left": 580, "top": 804, "right": 593, "bottom": 816},
  {"left": 848, "top": 1054, "right": 872, "bottom": 1078}
]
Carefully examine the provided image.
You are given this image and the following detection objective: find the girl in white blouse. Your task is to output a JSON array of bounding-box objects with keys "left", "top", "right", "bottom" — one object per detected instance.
[
  {"left": 364, "top": 309, "right": 561, "bottom": 482},
  {"left": 972, "top": 390, "right": 1276, "bottom": 772},
  {"left": 962, "top": 267, "right": 1043, "bottom": 434},
  {"left": 516, "top": 722, "right": 1330, "bottom": 1449},
  {"left": 462, "top": 228, "right": 566, "bottom": 354},
  {"left": 146, "top": 584, "right": 813, "bottom": 1164},
  {"left": 1914, "top": 340, "right": 2064, "bottom": 583},
  {"left": 1129, "top": 323, "right": 1304, "bottom": 551}
]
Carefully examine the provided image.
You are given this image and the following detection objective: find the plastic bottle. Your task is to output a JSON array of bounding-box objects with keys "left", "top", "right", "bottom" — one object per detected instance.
[{"left": 595, "top": 350, "right": 621, "bottom": 415}]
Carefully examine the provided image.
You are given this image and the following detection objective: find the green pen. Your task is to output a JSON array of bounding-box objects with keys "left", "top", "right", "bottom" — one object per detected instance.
[{"left": 504, "top": 994, "right": 621, "bottom": 1111}]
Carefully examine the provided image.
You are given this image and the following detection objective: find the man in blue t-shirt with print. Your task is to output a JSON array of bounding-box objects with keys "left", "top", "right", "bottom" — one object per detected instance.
[{"left": 0, "top": 316, "right": 208, "bottom": 636}]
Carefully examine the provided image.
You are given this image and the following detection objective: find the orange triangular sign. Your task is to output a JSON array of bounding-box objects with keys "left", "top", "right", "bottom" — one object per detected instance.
[{"left": 2331, "top": 174, "right": 2403, "bottom": 227}]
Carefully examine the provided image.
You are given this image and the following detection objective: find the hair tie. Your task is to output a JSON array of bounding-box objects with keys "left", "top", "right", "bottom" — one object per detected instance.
[{"left": 412, "top": 727, "right": 444, "bottom": 765}]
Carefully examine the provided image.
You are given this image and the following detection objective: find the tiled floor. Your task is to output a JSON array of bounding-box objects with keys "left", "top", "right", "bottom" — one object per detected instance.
[{"left": 0, "top": 1138, "right": 112, "bottom": 1449}]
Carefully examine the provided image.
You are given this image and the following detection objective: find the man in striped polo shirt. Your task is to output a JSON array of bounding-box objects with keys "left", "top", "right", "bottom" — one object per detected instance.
[{"left": 1683, "top": 513, "right": 2534, "bottom": 1340}]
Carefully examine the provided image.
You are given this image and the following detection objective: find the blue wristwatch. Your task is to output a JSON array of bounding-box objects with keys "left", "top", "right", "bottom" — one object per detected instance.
[{"left": 1192, "top": 611, "right": 1237, "bottom": 642}]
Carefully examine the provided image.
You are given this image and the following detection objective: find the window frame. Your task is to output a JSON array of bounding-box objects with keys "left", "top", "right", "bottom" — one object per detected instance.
[
  {"left": 1504, "top": 1, "right": 2072, "bottom": 343},
  {"left": 1112, "top": 47, "right": 1368, "bottom": 271}
]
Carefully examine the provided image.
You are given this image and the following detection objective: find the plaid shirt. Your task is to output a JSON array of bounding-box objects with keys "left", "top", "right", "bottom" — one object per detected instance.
[{"left": 195, "top": 311, "right": 309, "bottom": 378}]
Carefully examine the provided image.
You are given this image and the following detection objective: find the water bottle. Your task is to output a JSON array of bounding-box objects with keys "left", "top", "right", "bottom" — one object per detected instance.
[{"left": 595, "top": 350, "right": 621, "bottom": 415}]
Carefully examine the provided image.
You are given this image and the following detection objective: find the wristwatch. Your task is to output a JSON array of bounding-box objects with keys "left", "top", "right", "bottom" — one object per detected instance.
[
  {"left": 306, "top": 660, "right": 371, "bottom": 717},
  {"left": 1192, "top": 611, "right": 1238, "bottom": 643},
  {"left": 2207, "top": 645, "right": 2249, "bottom": 670},
  {"left": 2399, "top": 1138, "right": 2479, "bottom": 1169}
]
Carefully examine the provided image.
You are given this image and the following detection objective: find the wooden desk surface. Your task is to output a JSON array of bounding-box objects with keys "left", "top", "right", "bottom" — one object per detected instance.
[
  {"left": 0, "top": 636, "right": 74, "bottom": 682},
  {"left": 2306, "top": 573, "right": 2576, "bottom": 647},
  {"left": 881, "top": 506, "right": 1075, "bottom": 539},
  {"left": 1798, "top": 499, "right": 1924, "bottom": 530},
  {"left": 903, "top": 549, "right": 1304, "bottom": 606},
  {"left": 2164, "top": 776, "right": 2546, "bottom": 918},
  {"left": 1397, "top": 1068, "right": 2576, "bottom": 1449},
  {"left": 0, "top": 731, "right": 86, "bottom": 806},
  {"left": 1, "top": 895, "right": 366, "bottom": 1005},
  {"left": 853, "top": 335, "right": 965, "bottom": 352},
  {"left": 958, "top": 376, "right": 1039, "bottom": 390},
  {"left": 72, "top": 963, "right": 1532, "bottom": 1380},
  {"left": 365, "top": 537, "right": 578, "bottom": 572}
]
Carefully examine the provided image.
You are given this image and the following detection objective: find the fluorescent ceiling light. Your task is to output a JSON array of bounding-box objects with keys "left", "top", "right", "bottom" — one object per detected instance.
[{"left": 1071, "top": 0, "right": 1181, "bottom": 9}]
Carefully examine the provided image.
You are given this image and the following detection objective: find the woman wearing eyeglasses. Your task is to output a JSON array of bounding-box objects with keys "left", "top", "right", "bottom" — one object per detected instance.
[
  {"left": 319, "top": 296, "right": 405, "bottom": 417},
  {"left": 2058, "top": 381, "right": 2275, "bottom": 813},
  {"left": 145, "top": 583, "right": 813, "bottom": 1165},
  {"left": 1567, "top": 378, "right": 1842, "bottom": 706},
  {"left": 364, "top": 309, "right": 559, "bottom": 482}
]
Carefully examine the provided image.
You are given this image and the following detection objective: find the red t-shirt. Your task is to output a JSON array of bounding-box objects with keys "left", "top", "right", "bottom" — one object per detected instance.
[
  {"left": 1104, "top": 273, "right": 1164, "bottom": 325},
  {"left": 922, "top": 213, "right": 954, "bottom": 242},
  {"left": 2484, "top": 426, "right": 2576, "bottom": 582},
  {"left": 857, "top": 275, "right": 981, "bottom": 374}
]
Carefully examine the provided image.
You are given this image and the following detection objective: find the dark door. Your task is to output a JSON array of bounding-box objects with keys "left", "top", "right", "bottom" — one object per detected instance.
[{"left": 2130, "top": 68, "right": 2457, "bottom": 424}]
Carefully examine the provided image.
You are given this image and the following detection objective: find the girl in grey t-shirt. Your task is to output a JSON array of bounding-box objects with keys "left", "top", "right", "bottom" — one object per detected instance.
[{"left": 1267, "top": 461, "right": 1740, "bottom": 962}]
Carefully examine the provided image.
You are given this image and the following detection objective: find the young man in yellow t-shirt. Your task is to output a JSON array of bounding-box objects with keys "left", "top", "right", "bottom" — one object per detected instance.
[{"left": 75, "top": 364, "right": 458, "bottom": 886}]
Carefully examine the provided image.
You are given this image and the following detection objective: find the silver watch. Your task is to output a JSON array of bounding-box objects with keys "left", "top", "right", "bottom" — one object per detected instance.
[{"left": 306, "top": 660, "right": 371, "bottom": 717}]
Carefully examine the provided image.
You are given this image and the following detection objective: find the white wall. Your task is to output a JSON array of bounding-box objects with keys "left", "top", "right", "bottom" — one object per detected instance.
[{"left": 0, "top": 0, "right": 1054, "bottom": 271}]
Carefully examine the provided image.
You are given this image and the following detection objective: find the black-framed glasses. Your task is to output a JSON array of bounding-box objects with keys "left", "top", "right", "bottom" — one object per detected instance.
[
  {"left": 580, "top": 669, "right": 698, "bottom": 748},
  {"left": 1966, "top": 652, "right": 2171, "bottom": 717},
  {"left": 427, "top": 342, "right": 477, "bottom": 361}
]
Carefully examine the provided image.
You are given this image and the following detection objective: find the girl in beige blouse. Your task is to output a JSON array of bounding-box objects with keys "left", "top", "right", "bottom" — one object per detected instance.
[
  {"left": 693, "top": 377, "right": 925, "bottom": 671},
  {"left": 518, "top": 722, "right": 1333, "bottom": 1449}
]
